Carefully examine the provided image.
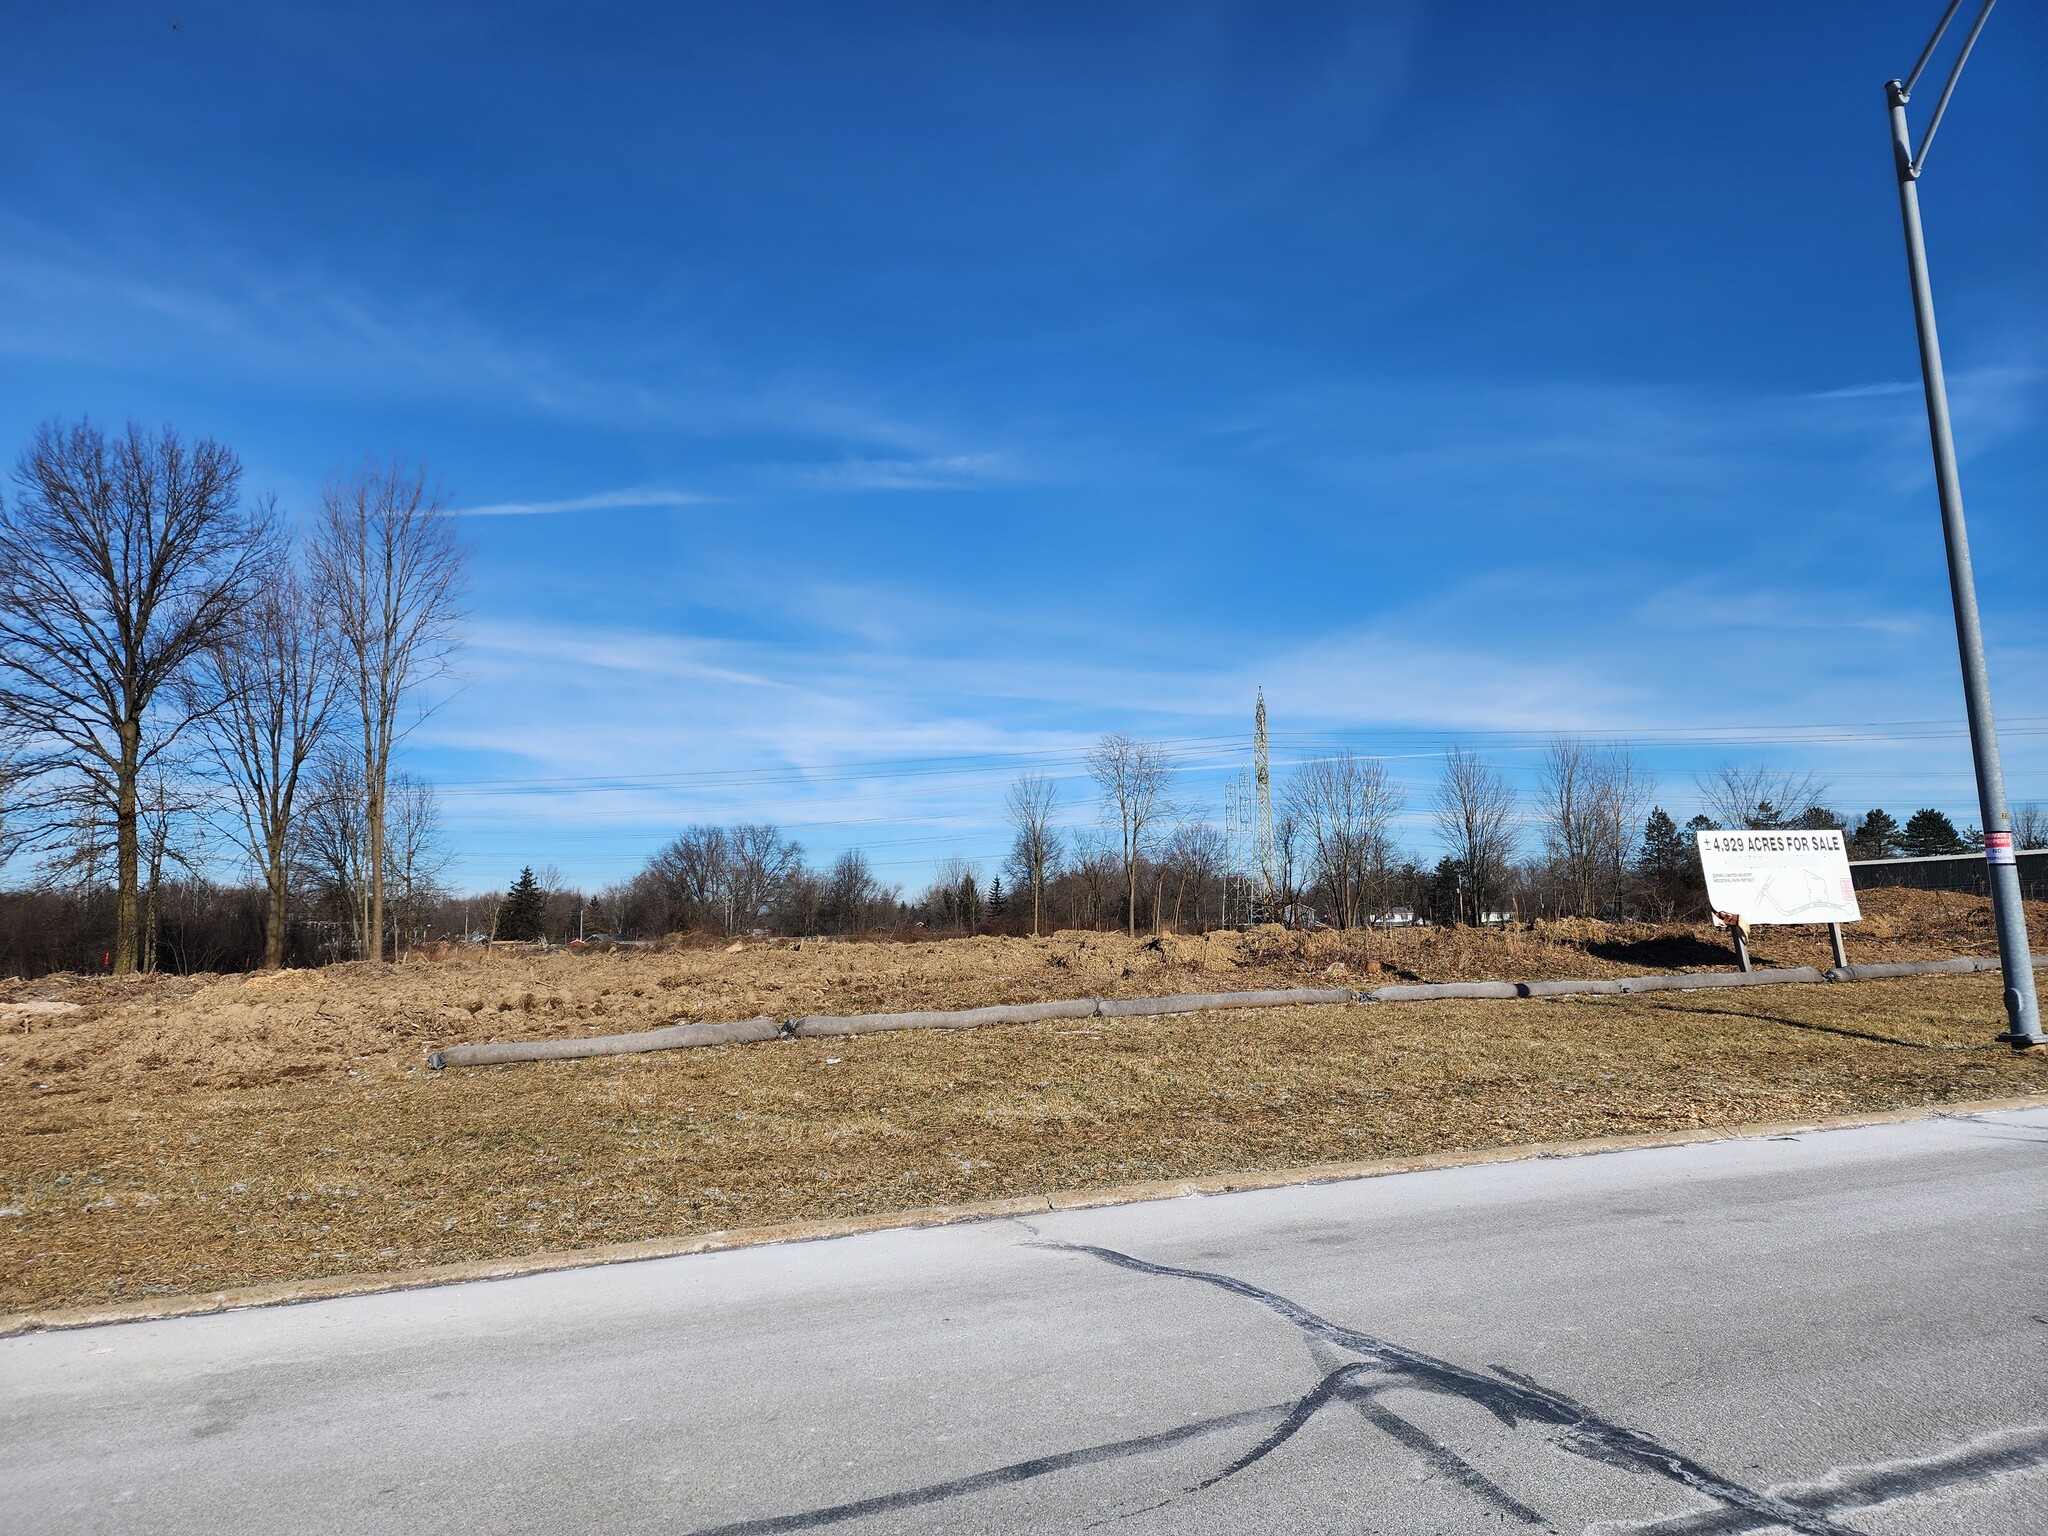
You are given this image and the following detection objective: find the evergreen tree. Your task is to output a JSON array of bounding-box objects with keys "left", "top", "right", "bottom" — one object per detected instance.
[
  {"left": 1638, "top": 808, "right": 1688, "bottom": 875},
  {"left": 987, "top": 877, "right": 1008, "bottom": 916},
  {"left": 1423, "top": 856, "right": 1466, "bottom": 926},
  {"left": 496, "top": 866, "right": 547, "bottom": 941},
  {"left": 1900, "top": 808, "right": 1966, "bottom": 857},
  {"left": 1636, "top": 808, "right": 1698, "bottom": 919},
  {"left": 1850, "top": 808, "right": 1901, "bottom": 860}
]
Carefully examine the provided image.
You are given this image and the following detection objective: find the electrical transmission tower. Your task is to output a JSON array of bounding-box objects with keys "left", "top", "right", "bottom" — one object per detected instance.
[
  {"left": 1254, "top": 689, "right": 1274, "bottom": 921},
  {"left": 1224, "top": 771, "right": 1249, "bottom": 928},
  {"left": 1222, "top": 689, "right": 1279, "bottom": 928}
]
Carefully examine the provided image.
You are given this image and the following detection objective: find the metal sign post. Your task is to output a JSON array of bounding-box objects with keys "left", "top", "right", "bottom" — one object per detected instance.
[{"left": 1885, "top": 0, "right": 2043, "bottom": 1048}]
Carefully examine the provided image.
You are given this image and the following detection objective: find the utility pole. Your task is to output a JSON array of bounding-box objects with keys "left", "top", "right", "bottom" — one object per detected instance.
[{"left": 1885, "top": 0, "right": 2040, "bottom": 1048}]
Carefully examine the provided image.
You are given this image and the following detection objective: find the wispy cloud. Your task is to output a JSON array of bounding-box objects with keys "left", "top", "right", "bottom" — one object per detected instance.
[
  {"left": 795, "top": 452, "right": 1009, "bottom": 491},
  {"left": 0, "top": 217, "right": 965, "bottom": 456},
  {"left": 1813, "top": 381, "right": 1917, "bottom": 400},
  {"left": 455, "top": 487, "right": 715, "bottom": 517}
]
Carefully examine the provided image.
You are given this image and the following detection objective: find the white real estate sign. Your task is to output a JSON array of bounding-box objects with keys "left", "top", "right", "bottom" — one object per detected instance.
[{"left": 1694, "top": 828, "right": 1861, "bottom": 926}]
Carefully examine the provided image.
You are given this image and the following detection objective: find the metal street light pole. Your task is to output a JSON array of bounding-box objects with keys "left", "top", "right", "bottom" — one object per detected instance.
[{"left": 1884, "top": 0, "right": 2041, "bottom": 1048}]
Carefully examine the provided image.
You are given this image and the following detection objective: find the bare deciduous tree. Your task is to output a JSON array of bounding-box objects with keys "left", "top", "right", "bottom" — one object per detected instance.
[
  {"left": 1695, "top": 763, "right": 1830, "bottom": 832},
  {"left": 0, "top": 421, "right": 268, "bottom": 972},
  {"left": 1064, "top": 831, "right": 1120, "bottom": 931},
  {"left": 1088, "top": 733, "right": 1172, "bottom": 936},
  {"left": 301, "top": 750, "right": 370, "bottom": 960},
  {"left": 198, "top": 565, "right": 341, "bottom": 967},
  {"left": 2012, "top": 801, "right": 2048, "bottom": 852},
  {"left": 383, "top": 772, "right": 449, "bottom": 959},
  {"left": 311, "top": 461, "right": 464, "bottom": 962},
  {"left": 648, "top": 824, "right": 731, "bottom": 932},
  {"left": 825, "top": 848, "right": 892, "bottom": 932},
  {"left": 1285, "top": 751, "right": 1404, "bottom": 931},
  {"left": 1539, "top": 738, "right": 1649, "bottom": 917},
  {"left": 1271, "top": 808, "right": 1306, "bottom": 926},
  {"left": 727, "top": 823, "right": 802, "bottom": 934},
  {"left": 137, "top": 765, "right": 206, "bottom": 974},
  {"left": 923, "top": 854, "right": 983, "bottom": 932},
  {"left": 1004, "top": 772, "right": 1061, "bottom": 937},
  {"left": 1159, "top": 818, "right": 1225, "bottom": 932},
  {"left": 1432, "top": 745, "right": 1518, "bottom": 925}
]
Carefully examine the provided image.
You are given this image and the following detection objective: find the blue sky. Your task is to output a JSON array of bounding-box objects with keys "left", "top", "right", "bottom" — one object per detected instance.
[{"left": 4, "top": 2, "right": 2043, "bottom": 895}]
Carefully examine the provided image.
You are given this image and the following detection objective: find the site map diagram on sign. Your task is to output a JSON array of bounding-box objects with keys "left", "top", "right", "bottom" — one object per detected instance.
[{"left": 1694, "top": 828, "right": 1862, "bottom": 927}]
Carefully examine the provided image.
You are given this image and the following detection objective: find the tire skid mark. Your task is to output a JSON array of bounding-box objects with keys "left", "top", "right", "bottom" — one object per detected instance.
[
  {"left": 685, "top": 1235, "right": 2035, "bottom": 1535},
  {"left": 1045, "top": 1240, "right": 1864, "bottom": 1536},
  {"left": 680, "top": 1398, "right": 1293, "bottom": 1535},
  {"left": 1352, "top": 1397, "right": 1550, "bottom": 1526},
  {"left": 1189, "top": 1360, "right": 1369, "bottom": 1492},
  {"left": 1597, "top": 1424, "right": 2048, "bottom": 1534},
  {"left": 1300, "top": 1328, "right": 1552, "bottom": 1527}
]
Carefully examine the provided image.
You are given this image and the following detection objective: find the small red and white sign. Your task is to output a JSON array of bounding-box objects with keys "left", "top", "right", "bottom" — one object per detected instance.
[{"left": 1985, "top": 830, "right": 2016, "bottom": 867}]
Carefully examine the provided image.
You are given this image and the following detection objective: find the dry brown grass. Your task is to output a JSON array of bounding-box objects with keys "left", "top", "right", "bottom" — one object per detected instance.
[
  {"left": 0, "top": 886, "right": 2026, "bottom": 1100},
  {"left": 4, "top": 954, "right": 2043, "bottom": 1315}
]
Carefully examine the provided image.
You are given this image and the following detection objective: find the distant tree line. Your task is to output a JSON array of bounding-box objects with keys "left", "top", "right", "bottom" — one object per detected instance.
[
  {"left": 592, "top": 829, "right": 905, "bottom": 940},
  {"left": 584, "top": 737, "right": 2043, "bottom": 945}
]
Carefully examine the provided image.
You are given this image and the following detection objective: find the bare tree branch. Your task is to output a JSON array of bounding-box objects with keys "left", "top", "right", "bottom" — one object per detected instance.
[{"left": 1695, "top": 763, "right": 1830, "bottom": 832}]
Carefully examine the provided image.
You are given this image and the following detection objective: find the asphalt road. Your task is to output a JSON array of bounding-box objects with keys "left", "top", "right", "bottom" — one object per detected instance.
[{"left": 5, "top": 1107, "right": 2046, "bottom": 1534}]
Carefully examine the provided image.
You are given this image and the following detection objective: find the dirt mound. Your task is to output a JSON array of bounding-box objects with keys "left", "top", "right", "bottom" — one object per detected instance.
[{"left": 1, "top": 889, "right": 2038, "bottom": 1101}]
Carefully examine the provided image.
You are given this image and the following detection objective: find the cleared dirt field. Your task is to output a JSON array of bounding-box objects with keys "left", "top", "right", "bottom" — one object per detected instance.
[{"left": 2, "top": 888, "right": 2043, "bottom": 1315}]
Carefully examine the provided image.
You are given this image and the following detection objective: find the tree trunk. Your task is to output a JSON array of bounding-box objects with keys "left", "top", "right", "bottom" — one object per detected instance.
[
  {"left": 264, "top": 848, "right": 289, "bottom": 969},
  {"left": 366, "top": 783, "right": 386, "bottom": 962},
  {"left": 1031, "top": 873, "right": 1041, "bottom": 939},
  {"left": 113, "top": 723, "right": 141, "bottom": 974},
  {"left": 142, "top": 879, "right": 159, "bottom": 974}
]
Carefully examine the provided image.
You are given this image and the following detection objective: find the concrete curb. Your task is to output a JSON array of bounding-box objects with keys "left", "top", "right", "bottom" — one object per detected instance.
[{"left": 6, "top": 1091, "right": 2043, "bottom": 1340}]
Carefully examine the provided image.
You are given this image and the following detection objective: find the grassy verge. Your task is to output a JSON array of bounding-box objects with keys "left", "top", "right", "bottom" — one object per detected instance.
[{"left": 4, "top": 972, "right": 2043, "bottom": 1314}]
